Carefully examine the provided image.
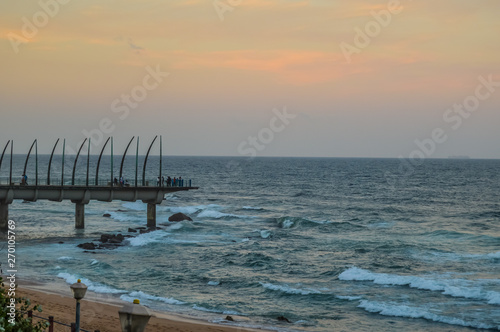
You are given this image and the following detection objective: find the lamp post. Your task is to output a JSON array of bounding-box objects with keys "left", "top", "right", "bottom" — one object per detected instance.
[
  {"left": 70, "top": 279, "right": 88, "bottom": 332},
  {"left": 118, "top": 299, "right": 152, "bottom": 332}
]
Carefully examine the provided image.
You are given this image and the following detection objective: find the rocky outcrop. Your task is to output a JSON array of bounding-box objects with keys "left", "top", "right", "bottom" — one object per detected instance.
[
  {"left": 77, "top": 242, "right": 96, "bottom": 250},
  {"left": 168, "top": 213, "right": 193, "bottom": 222},
  {"left": 277, "top": 316, "right": 291, "bottom": 323}
]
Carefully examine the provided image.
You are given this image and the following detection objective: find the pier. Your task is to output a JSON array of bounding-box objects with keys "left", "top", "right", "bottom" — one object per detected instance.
[{"left": 0, "top": 137, "right": 198, "bottom": 231}]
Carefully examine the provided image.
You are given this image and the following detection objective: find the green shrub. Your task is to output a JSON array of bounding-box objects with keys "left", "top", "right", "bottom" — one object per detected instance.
[{"left": 0, "top": 277, "right": 49, "bottom": 331}]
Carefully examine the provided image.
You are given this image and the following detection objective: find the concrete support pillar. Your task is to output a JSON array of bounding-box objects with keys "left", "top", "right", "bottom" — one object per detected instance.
[
  {"left": 75, "top": 203, "right": 85, "bottom": 229},
  {"left": 147, "top": 203, "right": 156, "bottom": 228},
  {"left": 0, "top": 203, "right": 8, "bottom": 232}
]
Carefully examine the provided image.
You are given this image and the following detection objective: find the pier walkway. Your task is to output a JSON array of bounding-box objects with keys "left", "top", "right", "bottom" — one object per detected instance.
[{"left": 0, "top": 137, "right": 198, "bottom": 231}]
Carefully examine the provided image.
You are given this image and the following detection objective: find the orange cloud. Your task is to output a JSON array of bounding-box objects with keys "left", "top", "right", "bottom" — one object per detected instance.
[{"left": 170, "top": 49, "right": 348, "bottom": 85}]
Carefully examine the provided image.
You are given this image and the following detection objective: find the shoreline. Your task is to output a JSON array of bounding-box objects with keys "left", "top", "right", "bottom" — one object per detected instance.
[{"left": 16, "top": 279, "right": 270, "bottom": 332}]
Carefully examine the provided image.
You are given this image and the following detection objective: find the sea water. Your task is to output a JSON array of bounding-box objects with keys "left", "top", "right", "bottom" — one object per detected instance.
[{"left": 3, "top": 156, "right": 500, "bottom": 331}]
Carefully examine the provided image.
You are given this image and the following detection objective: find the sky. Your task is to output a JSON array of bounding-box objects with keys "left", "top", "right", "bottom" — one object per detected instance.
[{"left": 1, "top": 0, "right": 499, "bottom": 158}]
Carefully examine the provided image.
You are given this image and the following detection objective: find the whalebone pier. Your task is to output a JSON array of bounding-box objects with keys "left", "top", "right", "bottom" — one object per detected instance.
[{"left": 0, "top": 136, "right": 198, "bottom": 231}]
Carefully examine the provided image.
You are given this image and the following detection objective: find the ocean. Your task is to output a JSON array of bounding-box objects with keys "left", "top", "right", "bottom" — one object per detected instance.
[{"left": 3, "top": 156, "right": 500, "bottom": 331}]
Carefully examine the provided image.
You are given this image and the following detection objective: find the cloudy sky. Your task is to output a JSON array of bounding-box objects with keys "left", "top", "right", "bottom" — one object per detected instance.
[{"left": 1, "top": 0, "right": 499, "bottom": 158}]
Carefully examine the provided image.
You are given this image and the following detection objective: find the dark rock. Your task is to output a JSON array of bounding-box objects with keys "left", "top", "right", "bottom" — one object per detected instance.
[
  {"left": 109, "top": 235, "right": 123, "bottom": 244},
  {"left": 100, "top": 234, "right": 112, "bottom": 243},
  {"left": 128, "top": 228, "right": 137, "bottom": 233},
  {"left": 77, "top": 242, "right": 96, "bottom": 250},
  {"left": 225, "top": 316, "right": 234, "bottom": 321},
  {"left": 124, "top": 235, "right": 134, "bottom": 238},
  {"left": 136, "top": 227, "right": 146, "bottom": 230},
  {"left": 277, "top": 316, "right": 291, "bottom": 323},
  {"left": 117, "top": 209, "right": 127, "bottom": 212},
  {"left": 58, "top": 241, "right": 64, "bottom": 244},
  {"left": 168, "top": 213, "right": 193, "bottom": 222},
  {"left": 98, "top": 243, "right": 123, "bottom": 250},
  {"left": 103, "top": 213, "right": 112, "bottom": 218},
  {"left": 140, "top": 229, "right": 151, "bottom": 234}
]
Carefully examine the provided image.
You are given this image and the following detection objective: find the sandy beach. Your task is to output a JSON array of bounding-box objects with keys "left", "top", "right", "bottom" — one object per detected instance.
[{"left": 16, "top": 283, "right": 265, "bottom": 332}]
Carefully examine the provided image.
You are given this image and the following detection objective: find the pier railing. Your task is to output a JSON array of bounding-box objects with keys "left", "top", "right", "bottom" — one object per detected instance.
[
  {"left": 0, "top": 136, "right": 193, "bottom": 189},
  {"left": 0, "top": 176, "right": 194, "bottom": 188}
]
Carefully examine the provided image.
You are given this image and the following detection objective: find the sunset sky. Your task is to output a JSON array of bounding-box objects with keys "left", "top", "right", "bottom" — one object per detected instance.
[{"left": 1, "top": 0, "right": 499, "bottom": 158}]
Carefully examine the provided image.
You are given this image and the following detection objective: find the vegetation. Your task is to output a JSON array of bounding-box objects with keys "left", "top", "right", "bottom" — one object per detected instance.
[{"left": 0, "top": 277, "right": 49, "bottom": 331}]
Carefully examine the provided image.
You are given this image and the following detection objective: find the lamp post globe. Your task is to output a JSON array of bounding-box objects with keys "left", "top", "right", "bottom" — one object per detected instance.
[
  {"left": 70, "top": 279, "right": 88, "bottom": 300},
  {"left": 119, "top": 299, "right": 153, "bottom": 332}
]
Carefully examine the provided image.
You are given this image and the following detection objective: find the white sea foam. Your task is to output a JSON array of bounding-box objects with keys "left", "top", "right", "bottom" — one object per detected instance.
[
  {"left": 260, "top": 282, "right": 321, "bottom": 295},
  {"left": 260, "top": 230, "right": 272, "bottom": 239},
  {"left": 282, "top": 220, "right": 294, "bottom": 229},
  {"left": 242, "top": 206, "right": 263, "bottom": 210},
  {"left": 159, "top": 204, "right": 222, "bottom": 215},
  {"left": 90, "top": 259, "right": 99, "bottom": 265},
  {"left": 126, "top": 230, "right": 168, "bottom": 247},
  {"left": 121, "top": 291, "right": 185, "bottom": 305},
  {"left": 197, "top": 209, "right": 249, "bottom": 219},
  {"left": 208, "top": 281, "right": 220, "bottom": 286},
  {"left": 105, "top": 211, "right": 139, "bottom": 222},
  {"left": 168, "top": 222, "right": 184, "bottom": 230},
  {"left": 358, "top": 300, "right": 497, "bottom": 330},
  {"left": 58, "top": 256, "right": 73, "bottom": 261},
  {"left": 57, "top": 273, "right": 126, "bottom": 294},
  {"left": 339, "top": 267, "right": 500, "bottom": 304},
  {"left": 164, "top": 193, "right": 178, "bottom": 201},
  {"left": 336, "top": 295, "right": 362, "bottom": 301},
  {"left": 487, "top": 251, "right": 500, "bottom": 259}
]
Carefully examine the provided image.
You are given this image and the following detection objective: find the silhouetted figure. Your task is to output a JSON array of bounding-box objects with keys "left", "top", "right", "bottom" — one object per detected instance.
[{"left": 167, "top": 176, "right": 172, "bottom": 187}]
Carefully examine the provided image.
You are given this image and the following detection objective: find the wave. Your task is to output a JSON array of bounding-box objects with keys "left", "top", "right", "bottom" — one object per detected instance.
[
  {"left": 57, "top": 272, "right": 126, "bottom": 294},
  {"left": 339, "top": 267, "right": 500, "bottom": 304},
  {"left": 126, "top": 230, "right": 169, "bottom": 247},
  {"left": 242, "top": 206, "right": 264, "bottom": 211},
  {"left": 120, "top": 291, "right": 184, "bottom": 305},
  {"left": 58, "top": 272, "right": 185, "bottom": 307},
  {"left": 260, "top": 282, "right": 322, "bottom": 296},
  {"left": 197, "top": 210, "right": 250, "bottom": 219},
  {"left": 274, "top": 216, "right": 354, "bottom": 230},
  {"left": 358, "top": 300, "right": 498, "bottom": 330},
  {"left": 105, "top": 211, "right": 141, "bottom": 222},
  {"left": 259, "top": 230, "right": 273, "bottom": 239}
]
